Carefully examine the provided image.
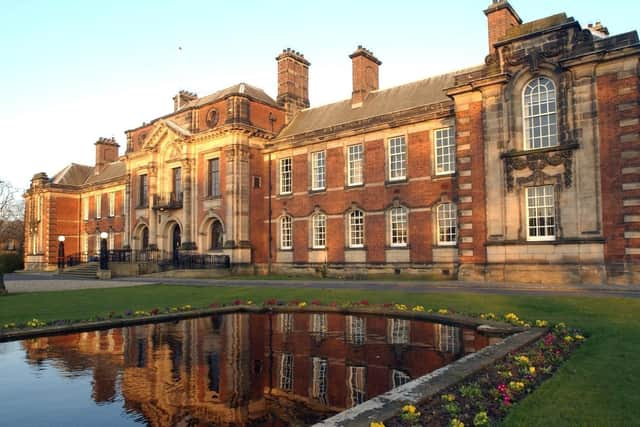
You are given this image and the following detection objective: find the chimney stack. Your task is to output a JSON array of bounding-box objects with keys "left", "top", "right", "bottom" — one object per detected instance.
[
  {"left": 95, "top": 137, "right": 119, "bottom": 174},
  {"left": 173, "top": 90, "right": 197, "bottom": 112},
  {"left": 484, "top": 1, "right": 522, "bottom": 56},
  {"left": 349, "top": 45, "right": 381, "bottom": 108},
  {"left": 276, "top": 48, "right": 310, "bottom": 124}
]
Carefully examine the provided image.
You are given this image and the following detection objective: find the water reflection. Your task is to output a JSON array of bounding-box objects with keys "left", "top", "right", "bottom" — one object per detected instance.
[{"left": 9, "top": 312, "right": 494, "bottom": 426}]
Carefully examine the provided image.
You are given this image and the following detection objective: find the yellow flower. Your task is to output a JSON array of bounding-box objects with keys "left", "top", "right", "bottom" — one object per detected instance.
[
  {"left": 437, "top": 308, "right": 449, "bottom": 314},
  {"left": 535, "top": 319, "right": 548, "bottom": 328},
  {"left": 441, "top": 393, "right": 456, "bottom": 402},
  {"left": 504, "top": 312, "right": 519, "bottom": 323},
  {"left": 412, "top": 305, "right": 425, "bottom": 312},
  {"left": 449, "top": 418, "right": 465, "bottom": 427},
  {"left": 529, "top": 366, "right": 536, "bottom": 375},
  {"left": 298, "top": 302, "right": 307, "bottom": 308},
  {"left": 402, "top": 404, "right": 417, "bottom": 414},
  {"left": 514, "top": 355, "right": 530, "bottom": 365},
  {"left": 394, "top": 303, "right": 408, "bottom": 311},
  {"left": 574, "top": 334, "right": 585, "bottom": 341},
  {"left": 370, "top": 422, "right": 385, "bottom": 427},
  {"left": 564, "top": 335, "right": 574, "bottom": 343},
  {"left": 509, "top": 381, "right": 525, "bottom": 392},
  {"left": 247, "top": 300, "right": 253, "bottom": 305}
]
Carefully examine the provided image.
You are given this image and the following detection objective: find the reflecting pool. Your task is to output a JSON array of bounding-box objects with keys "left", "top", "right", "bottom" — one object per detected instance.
[{"left": 0, "top": 312, "right": 496, "bottom": 426}]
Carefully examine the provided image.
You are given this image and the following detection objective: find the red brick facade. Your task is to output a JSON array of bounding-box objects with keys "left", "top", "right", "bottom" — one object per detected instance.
[{"left": 23, "top": 1, "right": 640, "bottom": 284}]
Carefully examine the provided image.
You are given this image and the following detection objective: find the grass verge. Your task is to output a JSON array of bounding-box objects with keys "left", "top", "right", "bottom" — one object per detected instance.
[{"left": 0, "top": 285, "right": 638, "bottom": 426}]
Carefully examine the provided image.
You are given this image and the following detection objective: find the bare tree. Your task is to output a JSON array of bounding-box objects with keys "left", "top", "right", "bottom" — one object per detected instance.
[{"left": 0, "top": 179, "right": 24, "bottom": 295}]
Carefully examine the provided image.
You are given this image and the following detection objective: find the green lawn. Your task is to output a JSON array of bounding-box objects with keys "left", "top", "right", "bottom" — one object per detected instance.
[{"left": 1, "top": 285, "right": 638, "bottom": 426}]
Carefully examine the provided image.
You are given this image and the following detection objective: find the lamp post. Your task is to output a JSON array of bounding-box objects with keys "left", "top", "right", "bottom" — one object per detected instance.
[
  {"left": 57, "top": 235, "right": 65, "bottom": 270},
  {"left": 99, "top": 231, "right": 109, "bottom": 271}
]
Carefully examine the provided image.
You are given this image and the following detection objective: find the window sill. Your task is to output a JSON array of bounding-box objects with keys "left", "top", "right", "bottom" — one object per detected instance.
[
  {"left": 279, "top": 248, "right": 293, "bottom": 252},
  {"left": 386, "top": 245, "right": 410, "bottom": 249},
  {"left": 432, "top": 172, "right": 456, "bottom": 181},
  {"left": 309, "top": 247, "right": 327, "bottom": 251},
  {"left": 204, "top": 195, "right": 222, "bottom": 200},
  {"left": 385, "top": 178, "right": 408, "bottom": 187},
  {"left": 309, "top": 188, "right": 326, "bottom": 195},
  {"left": 499, "top": 142, "right": 579, "bottom": 159},
  {"left": 277, "top": 193, "right": 293, "bottom": 199},
  {"left": 345, "top": 246, "right": 366, "bottom": 251},
  {"left": 345, "top": 183, "right": 365, "bottom": 190}
]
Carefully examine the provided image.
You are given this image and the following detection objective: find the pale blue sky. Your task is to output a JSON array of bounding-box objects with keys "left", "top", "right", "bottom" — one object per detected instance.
[{"left": 1, "top": 0, "right": 636, "bottom": 191}]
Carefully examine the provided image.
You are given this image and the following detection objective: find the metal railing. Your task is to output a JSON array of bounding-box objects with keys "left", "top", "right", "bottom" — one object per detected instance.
[
  {"left": 153, "top": 192, "right": 183, "bottom": 210},
  {"left": 65, "top": 248, "right": 230, "bottom": 270}
]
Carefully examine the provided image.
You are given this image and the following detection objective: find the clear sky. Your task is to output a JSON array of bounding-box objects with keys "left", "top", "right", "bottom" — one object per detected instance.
[{"left": 1, "top": 0, "right": 636, "bottom": 192}]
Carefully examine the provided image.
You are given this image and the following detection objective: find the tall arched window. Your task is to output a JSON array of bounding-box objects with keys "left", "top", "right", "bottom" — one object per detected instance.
[
  {"left": 436, "top": 203, "right": 457, "bottom": 246},
  {"left": 523, "top": 77, "right": 558, "bottom": 150},
  {"left": 311, "top": 213, "right": 326, "bottom": 249},
  {"left": 141, "top": 226, "right": 149, "bottom": 250},
  {"left": 210, "top": 220, "right": 223, "bottom": 250},
  {"left": 348, "top": 209, "right": 365, "bottom": 248},
  {"left": 389, "top": 206, "right": 408, "bottom": 247},
  {"left": 280, "top": 216, "right": 292, "bottom": 250}
]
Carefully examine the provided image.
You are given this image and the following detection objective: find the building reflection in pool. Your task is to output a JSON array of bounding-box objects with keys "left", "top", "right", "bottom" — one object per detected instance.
[{"left": 22, "top": 312, "right": 496, "bottom": 426}]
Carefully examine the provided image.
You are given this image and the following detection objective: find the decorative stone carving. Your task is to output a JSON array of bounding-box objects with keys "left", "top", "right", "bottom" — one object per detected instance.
[
  {"left": 503, "top": 41, "right": 563, "bottom": 72},
  {"left": 503, "top": 145, "right": 576, "bottom": 191}
]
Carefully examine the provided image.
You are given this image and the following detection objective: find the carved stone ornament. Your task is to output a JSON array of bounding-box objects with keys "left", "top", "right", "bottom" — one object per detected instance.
[
  {"left": 503, "top": 41, "right": 563, "bottom": 73},
  {"left": 206, "top": 108, "right": 219, "bottom": 128},
  {"left": 503, "top": 147, "right": 575, "bottom": 192}
]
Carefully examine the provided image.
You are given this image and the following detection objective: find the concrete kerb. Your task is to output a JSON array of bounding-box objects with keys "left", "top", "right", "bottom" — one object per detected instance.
[
  {"left": 314, "top": 328, "right": 546, "bottom": 427},
  {"left": 0, "top": 303, "right": 521, "bottom": 346}
]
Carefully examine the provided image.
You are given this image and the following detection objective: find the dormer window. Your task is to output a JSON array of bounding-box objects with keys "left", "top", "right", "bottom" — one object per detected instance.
[{"left": 523, "top": 77, "right": 558, "bottom": 150}]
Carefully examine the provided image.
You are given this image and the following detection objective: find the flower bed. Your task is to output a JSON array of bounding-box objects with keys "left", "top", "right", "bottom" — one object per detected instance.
[{"left": 377, "top": 321, "right": 585, "bottom": 427}]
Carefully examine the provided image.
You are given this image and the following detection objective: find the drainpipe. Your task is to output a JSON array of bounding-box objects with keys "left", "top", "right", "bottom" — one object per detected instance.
[{"left": 268, "top": 151, "right": 272, "bottom": 274}]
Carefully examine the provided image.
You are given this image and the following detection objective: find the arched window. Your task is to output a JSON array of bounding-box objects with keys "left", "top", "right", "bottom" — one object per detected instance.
[
  {"left": 280, "top": 216, "right": 292, "bottom": 250},
  {"left": 389, "top": 206, "right": 408, "bottom": 247},
  {"left": 210, "top": 220, "right": 223, "bottom": 250},
  {"left": 348, "top": 210, "right": 365, "bottom": 248},
  {"left": 523, "top": 77, "right": 558, "bottom": 149},
  {"left": 436, "top": 203, "right": 457, "bottom": 246},
  {"left": 311, "top": 213, "right": 326, "bottom": 249}
]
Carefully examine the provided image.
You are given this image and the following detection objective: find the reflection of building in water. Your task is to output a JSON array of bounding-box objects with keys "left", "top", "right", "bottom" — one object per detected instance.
[{"left": 22, "top": 312, "right": 491, "bottom": 426}]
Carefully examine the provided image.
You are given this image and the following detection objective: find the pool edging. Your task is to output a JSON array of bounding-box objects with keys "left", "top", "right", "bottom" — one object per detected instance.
[
  {"left": 0, "top": 305, "right": 523, "bottom": 342},
  {"left": 313, "top": 328, "right": 546, "bottom": 427}
]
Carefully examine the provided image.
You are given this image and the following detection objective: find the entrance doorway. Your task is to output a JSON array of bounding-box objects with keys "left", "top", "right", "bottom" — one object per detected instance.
[{"left": 172, "top": 224, "right": 181, "bottom": 265}]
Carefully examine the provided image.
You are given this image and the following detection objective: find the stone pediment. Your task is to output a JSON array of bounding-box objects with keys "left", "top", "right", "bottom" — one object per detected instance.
[{"left": 142, "top": 120, "right": 192, "bottom": 152}]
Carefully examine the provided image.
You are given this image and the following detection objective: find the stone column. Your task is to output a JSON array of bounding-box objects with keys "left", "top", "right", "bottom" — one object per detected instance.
[
  {"left": 148, "top": 163, "right": 158, "bottom": 247},
  {"left": 182, "top": 158, "right": 195, "bottom": 248}
]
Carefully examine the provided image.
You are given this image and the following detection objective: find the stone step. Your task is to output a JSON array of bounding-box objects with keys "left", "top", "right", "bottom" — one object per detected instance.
[{"left": 58, "top": 262, "right": 99, "bottom": 279}]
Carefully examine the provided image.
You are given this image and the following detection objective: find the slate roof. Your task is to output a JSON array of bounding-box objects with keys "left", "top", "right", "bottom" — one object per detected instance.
[
  {"left": 277, "top": 69, "right": 473, "bottom": 139},
  {"left": 183, "top": 82, "right": 279, "bottom": 109},
  {"left": 51, "top": 161, "right": 126, "bottom": 187}
]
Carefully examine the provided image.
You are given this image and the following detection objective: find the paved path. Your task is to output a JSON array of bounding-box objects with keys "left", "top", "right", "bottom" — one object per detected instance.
[{"left": 5, "top": 272, "right": 640, "bottom": 298}]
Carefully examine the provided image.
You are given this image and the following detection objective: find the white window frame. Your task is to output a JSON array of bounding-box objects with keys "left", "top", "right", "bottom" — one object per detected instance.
[
  {"left": 389, "top": 206, "right": 408, "bottom": 247},
  {"left": 279, "top": 353, "right": 294, "bottom": 391},
  {"left": 108, "top": 231, "right": 115, "bottom": 250},
  {"left": 526, "top": 185, "right": 556, "bottom": 241},
  {"left": 278, "top": 313, "right": 294, "bottom": 334},
  {"left": 279, "top": 157, "right": 292, "bottom": 195},
  {"left": 348, "top": 366, "right": 366, "bottom": 407},
  {"left": 388, "top": 318, "right": 410, "bottom": 344},
  {"left": 280, "top": 215, "right": 292, "bottom": 250},
  {"left": 346, "top": 315, "right": 365, "bottom": 345},
  {"left": 95, "top": 233, "right": 101, "bottom": 254},
  {"left": 108, "top": 192, "right": 115, "bottom": 217},
  {"left": 311, "top": 357, "right": 328, "bottom": 403},
  {"left": 347, "top": 144, "right": 364, "bottom": 186},
  {"left": 434, "top": 127, "right": 456, "bottom": 175},
  {"left": 392, "top": 369, "right": 411, "bottom": 388},
  {"left": 348, "top": 209, "right": 365, "bottom": 248},
  {"left": 95, "top": 194, "right": 101, "bottom": 219},
  {"left": 312, "top": 213, "right": 326, "bottom": 249},
  {"left": 388, "top": 136, "right": 407, "bottom": 181},
  {"left": 311, "top": 151, "right": 326, "bottom": 191},
  {"left": 436, "top": 324, "right": 461, "bottom": 354},
  {"left": 310, "top": 313, "right": 327, "bottom": 335},
  {"left": 523, "top": 77, "right": 558, "bottom": 150},
  {"left": 83, "top": 198, "right": 89, "bottom": 221},
  {"left": 436, "top": 203, "right": 457, "bottom": 246}
]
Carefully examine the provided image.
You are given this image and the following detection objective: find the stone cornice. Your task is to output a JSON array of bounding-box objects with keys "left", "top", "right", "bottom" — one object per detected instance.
[{"left": 445, "top": 73, "right": 510, "bottom": 96}]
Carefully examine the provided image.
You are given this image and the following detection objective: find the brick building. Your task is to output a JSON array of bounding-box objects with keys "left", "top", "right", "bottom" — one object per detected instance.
[{"left": 24, "top": 1, "right": 640, "bottom": 284}]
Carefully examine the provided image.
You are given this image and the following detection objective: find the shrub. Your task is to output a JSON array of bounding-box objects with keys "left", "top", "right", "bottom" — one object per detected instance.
[{"left": 0, "top": 252, "right": 23, "bottom": 274}]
